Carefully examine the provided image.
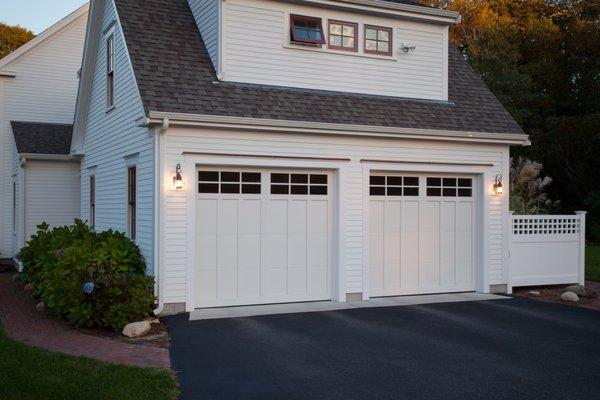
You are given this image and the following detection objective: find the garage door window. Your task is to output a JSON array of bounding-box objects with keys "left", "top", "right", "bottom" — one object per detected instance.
[
  {"left": 426, "top": 177, "right": 472, "bottom": 197},
  {"left": 369, "top": 175, "right": 419, "bottom": 196},
  {"left": 270, "top": 173, "right": 328, "bottom": 195},
  {"left": 198, "top": 171, "right": 261, "bottom": 194}
]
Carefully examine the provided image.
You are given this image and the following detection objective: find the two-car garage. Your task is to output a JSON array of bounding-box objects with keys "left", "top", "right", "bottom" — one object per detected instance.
[{"left": 194, "top": 167, "right": 477, "bottom": 308}]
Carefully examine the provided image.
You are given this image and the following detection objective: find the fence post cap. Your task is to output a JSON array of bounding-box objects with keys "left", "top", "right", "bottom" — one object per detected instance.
[{"left": 575, "top": 211, "right": 587, "bottom": 215}]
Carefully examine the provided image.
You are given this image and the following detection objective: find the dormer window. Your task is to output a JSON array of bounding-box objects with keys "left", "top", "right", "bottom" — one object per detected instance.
[
  {"left": 290, "top": 15, "right": 325, "bottom": 45},
  {"left": 328, "top": 20, "right": 357, "bottom": 52},
  {"left": 364, "top": 25, "right": 393, "bottom": 56}
]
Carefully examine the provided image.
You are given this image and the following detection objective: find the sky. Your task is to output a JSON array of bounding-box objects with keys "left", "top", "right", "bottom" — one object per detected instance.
[{"left": 1, "top": 0, "right": 88, "bottom": 34}]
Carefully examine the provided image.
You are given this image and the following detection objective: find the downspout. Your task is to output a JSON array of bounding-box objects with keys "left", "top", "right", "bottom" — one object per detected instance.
[{"left": 153, "top": 118, "right": 169, "bottom": 316}]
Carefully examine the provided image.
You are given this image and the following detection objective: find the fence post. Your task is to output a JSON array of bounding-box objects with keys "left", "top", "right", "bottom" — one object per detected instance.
[
  {"left": 507, "top": 211, "right": 514, "bottom": 294},
  {"left": 576, "top": 211, "right": 587, "bottom": 286}
]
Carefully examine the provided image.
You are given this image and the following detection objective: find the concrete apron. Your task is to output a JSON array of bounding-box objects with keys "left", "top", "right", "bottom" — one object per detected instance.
[{"left": 189, "top": 292, "right": 511, "bottom": 321}]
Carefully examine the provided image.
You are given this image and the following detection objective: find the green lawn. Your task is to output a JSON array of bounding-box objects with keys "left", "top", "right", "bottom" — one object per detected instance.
[
  {"left": 0, "top": 324, "right": 178, "bottom": 400},
  {"left": 586, "top": 244, "right": 600, "bottom": 282}
]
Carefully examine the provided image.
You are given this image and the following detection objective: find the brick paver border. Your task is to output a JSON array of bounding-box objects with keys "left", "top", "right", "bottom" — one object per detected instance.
[{"left": 0, "top": 273, "right": 170, "bottom": 369}]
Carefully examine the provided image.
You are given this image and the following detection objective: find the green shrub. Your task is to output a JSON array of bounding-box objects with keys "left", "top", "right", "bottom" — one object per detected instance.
[{"left": 17, "top": 220, "right": 155, "bottom": 330}]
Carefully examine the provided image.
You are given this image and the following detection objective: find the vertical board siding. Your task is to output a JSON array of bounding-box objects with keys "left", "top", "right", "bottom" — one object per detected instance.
[
  {"left": 80, "top": 0, "right": 154, "bottom": 274},
  {"left": 0, "top": 13, "right": 87, "bottom": 258},
  {"left": 188, "top": 0, "right": 219, "bottom": 73},
  {"left": 222, "top": 0, "right": 447, "bottom": 100},
  {"left": 24, "top": 161, "right": 81, "bottom": 239},
  {"left": 163, "top": 128, "right": 507, "bottom": 303}
]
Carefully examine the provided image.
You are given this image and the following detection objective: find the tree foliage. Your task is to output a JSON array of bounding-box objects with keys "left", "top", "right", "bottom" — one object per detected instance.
[
  {"left": 424, "top": 0, "right": 600, "bottom": 240},
  {"left": 0, "top": 22, "right": 35, "bottom": 60}
]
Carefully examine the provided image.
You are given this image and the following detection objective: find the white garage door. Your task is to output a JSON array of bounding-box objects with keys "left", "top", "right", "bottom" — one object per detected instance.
[
  {"left": 369, "top": 173, "right": 476, "bottom": 297},
  {"left": 195, "top": 168, "right": 332, "bottom": 308}
]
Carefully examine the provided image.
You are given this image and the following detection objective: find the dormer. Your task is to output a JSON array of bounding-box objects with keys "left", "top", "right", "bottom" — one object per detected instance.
[{"left": 188, "top": 0, "right": 460, "bottom": 101}]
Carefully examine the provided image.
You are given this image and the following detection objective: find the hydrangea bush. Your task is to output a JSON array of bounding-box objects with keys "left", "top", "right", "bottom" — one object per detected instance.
[{"left": 17, "top": 220, "right": 155, "bottom": 330}]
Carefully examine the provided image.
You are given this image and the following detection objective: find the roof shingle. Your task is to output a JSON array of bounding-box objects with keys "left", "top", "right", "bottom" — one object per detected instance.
[
  {"left": 115, "top": 0, "right": 523, "bottom": 135},
  {"left": 11, "top": 121, "right": 73, "bottom": 155}
]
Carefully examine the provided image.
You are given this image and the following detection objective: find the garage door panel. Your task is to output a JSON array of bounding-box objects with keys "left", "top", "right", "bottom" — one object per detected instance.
[
  {"left": 196, "top": 168, "right": 332, "bottom": 308},
  {"left": 197, "top": 235, "right": 217, "bottom": 270},
  {"left": 238, "top": 234, "right": 261, "bottom": 269},
  {"left": 239, "top": 199, "right": 261, "bottom": 234},
  {"left": 370, "top": 173, "right": 476, "bottom": 297},
  {"left": 288, "top": 233, "right": 307, "bottom": 268},
  {"left": 218, "top": 199, "right": 238, "bottom": 234}
]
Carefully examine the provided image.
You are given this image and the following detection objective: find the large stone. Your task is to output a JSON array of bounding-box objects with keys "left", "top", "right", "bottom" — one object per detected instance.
[
  {"left": 564, "top": 284, "right": 596, "bottom": 298},
  {"left": 529, "top": 290, "right": 541, "bottom": 296},
  {"left": 122, "top": 321, "right": 151, "bottom": 338},
  {"left": 36, "top": 301, "right": 45, "bottom": 312},
  {"left": 560, "top": 291, "right": 579, "bottom": 302}
]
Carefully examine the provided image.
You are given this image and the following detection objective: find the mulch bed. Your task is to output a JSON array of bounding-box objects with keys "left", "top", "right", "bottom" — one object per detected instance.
[
  {"left": 513, "top": 281, "right": 600, "bottom": 311},
  {"left": 0, "top": 271, "right": 171, "bottom": 368}
]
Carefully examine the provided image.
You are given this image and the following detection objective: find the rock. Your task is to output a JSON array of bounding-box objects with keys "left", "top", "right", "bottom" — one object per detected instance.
[
  {"left": 24, "top": 283, "right": 34, "bottom": 292},
  {"left": 529, "top": 290, "right": 541, "bottom": 296},
  {"left": 560, "top": 291, "right": 579, "bottom": 302},
  {"left": 564, "top": 284, "right": 596, "bottom": 298},
  {"left": 122, "top": 321, "right": 151, "bottom": 338},
  {"left": 149, "top": 318, "right": 161, "bottom": 324},
  {"left": 12, "top": 274, "right": 21, "bottom": 283},
  {"left": 36, "top": 302, "right": 45, "bottom": 312}
]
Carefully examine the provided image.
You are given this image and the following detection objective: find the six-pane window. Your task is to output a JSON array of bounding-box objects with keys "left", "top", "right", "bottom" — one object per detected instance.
[
  {"left": 290, "top": 15, "right": 325, "bottom": 45},
  {"left": 364, "top": 25, "right": 392, "bottom": 56},
  {"left": 328, "top": 20, "right": 357, "bottom": 51},
  {"left": 369, "top": 176, "right": 419, "bottom": 196},
  {"left": 128, "top": 166, "right": 137, "bottom": 240},
  {"left": 426, "top": 177, "right": 472, "bottom": 197},
  {"left": 106, "top": 34, "right": 115, "bottom": 108},
  {"left": 198, "top": 171, "right": 261, "bottom": 194},
  {"left": 271, "top": 173, "right": 328, "bottom": 195}
]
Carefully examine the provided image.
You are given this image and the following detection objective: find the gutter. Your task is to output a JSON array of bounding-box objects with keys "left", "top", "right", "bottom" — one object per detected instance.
[
  {"left": 145, "top": 112, "right": 531, "bottom": 146},
  {"left": 19, "top": 153, "right": 80, "bottom": 163}
]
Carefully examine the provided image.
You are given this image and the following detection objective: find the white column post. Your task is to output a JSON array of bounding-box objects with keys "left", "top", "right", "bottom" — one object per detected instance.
[
  {"left": 576, "top": 211, "right": 587, "bottom": 286},
  {"left": 507, "top": 211, "right": 514, "bottom": 294}
]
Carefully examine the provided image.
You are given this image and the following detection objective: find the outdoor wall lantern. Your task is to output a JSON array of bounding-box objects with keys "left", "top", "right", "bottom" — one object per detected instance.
[
  {"left": 493, "top": 174, "right": 504, "bottom": 196},
  {"left": 174, "top": 163, "right": 184, "bottom": 190}
]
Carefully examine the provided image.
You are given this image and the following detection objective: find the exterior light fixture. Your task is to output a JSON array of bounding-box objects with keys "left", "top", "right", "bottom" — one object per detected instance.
[
  {"left": 493, "top": 174, "right": 503, "bottom": 195},
  {"left": 174, "top": 163, "right": 184, "bottom": 190},
  {"left": 400, "top": 43, "right": 416, "bottom": 53}
]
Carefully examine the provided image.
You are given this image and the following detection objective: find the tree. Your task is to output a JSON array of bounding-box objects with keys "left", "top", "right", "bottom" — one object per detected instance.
[
  {"left": 0, "top": 22, "right": 35, "bottom": 60},
  {"left": 424, "top": 0, "right": 600, "bottom": 240}
]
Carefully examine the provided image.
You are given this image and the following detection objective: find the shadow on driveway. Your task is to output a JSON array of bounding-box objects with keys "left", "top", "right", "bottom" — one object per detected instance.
[{"left": 164, "top": 297, "right": 600, "bottom": 400}]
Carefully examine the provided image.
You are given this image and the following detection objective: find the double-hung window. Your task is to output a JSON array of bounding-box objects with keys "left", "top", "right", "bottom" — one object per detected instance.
[
  {"left": 328, "top": 20, "right": 357, "bottom": 51},
  {"left": 290, "top": 14, "right": 325, "bottom": 45},
  {"left": 364, "top": 25, "right": 393, "bottom": 56},
  {"left": 127, "top": 166, "right": 137, "bottom": 240},
  {"left": 106, "top": 33, "right": 115, "bottom": 109}
]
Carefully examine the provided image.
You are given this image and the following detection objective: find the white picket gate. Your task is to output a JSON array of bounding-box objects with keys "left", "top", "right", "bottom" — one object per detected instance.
[{"left": 509, "top": 212, "right": 586, "bottom": 290}]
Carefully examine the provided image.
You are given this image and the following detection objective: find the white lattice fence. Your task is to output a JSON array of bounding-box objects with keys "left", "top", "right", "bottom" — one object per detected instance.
[{"left": 509, "top": 212, "right": 586, "bottom": 289}]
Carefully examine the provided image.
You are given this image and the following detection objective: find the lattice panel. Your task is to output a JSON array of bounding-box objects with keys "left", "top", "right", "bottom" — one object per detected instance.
[{"left": 512, "top": 217, "right": 581, "bottom": 235}]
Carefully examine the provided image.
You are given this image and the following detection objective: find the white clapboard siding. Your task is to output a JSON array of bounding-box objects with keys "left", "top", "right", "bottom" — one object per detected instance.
[
  {"left": 23, "top": 161, "right": 81, "bottom": 240},
  {"left": 221, "top": 0, "right": 447, "bottom": 100},
  {"left": 0, "top": 11, "right": 87, "bottom": 258},
  {"left": 79, "top": 0, "right": 155, "bottom": 274},
  {"left": 188, "top": 0, "right": 219, "bottom": 73},
  {"left": 162, "top": 127, "right": 508, "bottom": 304}
]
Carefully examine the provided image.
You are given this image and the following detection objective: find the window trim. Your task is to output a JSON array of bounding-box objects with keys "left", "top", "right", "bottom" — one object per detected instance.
[
  {"left": 328, "top": 19, "right": 358, "bottom": 52},
  {"left": 290, "top": 14, "right": 326, "bottom": 45},
  {"left": 105, "top": 32, "right": 115, "bottom": 111},
  {"left": 127, "top": 165, "right": 137, "bottom": 240},
  {"left": 89, "top": 175, "right": 96, "bottom": 228},
  {"left": 364, "top": 24, "right": 393, "bottom": 56},
  {"left": 12, "top": 179, "right": 16, "bottom": 233}
]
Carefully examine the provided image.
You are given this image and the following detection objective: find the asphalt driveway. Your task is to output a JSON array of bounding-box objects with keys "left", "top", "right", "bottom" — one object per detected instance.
[{"left": 164, "top": 297, "right": 600, "bottom": 400}]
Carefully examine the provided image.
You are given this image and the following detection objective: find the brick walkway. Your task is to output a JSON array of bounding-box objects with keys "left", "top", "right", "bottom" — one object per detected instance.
[{"left": 0, "top": 273, "right": 170, "bottom": 369}]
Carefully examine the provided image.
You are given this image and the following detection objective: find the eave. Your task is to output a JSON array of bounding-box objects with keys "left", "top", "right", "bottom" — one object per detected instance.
[{"left": 145, "top": 111, "right": 530, "bottom": 146}]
